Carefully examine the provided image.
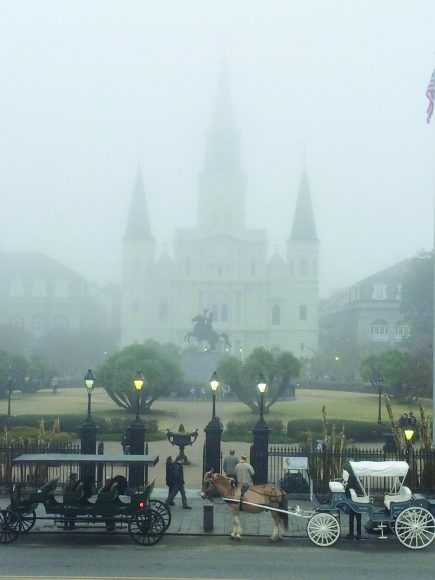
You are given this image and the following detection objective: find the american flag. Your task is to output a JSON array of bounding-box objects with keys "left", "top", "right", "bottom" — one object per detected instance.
[{"left": 426, "top": 69, "right": 435, "bottom": 123}]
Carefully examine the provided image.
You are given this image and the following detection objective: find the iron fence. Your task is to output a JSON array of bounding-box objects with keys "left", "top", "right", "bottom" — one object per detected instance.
[
  {"left": 0, "top": 442, "right": 81, "bottom": 491},
  {"left": 268, "top": 445, "right": 435, "bottom": 496}
]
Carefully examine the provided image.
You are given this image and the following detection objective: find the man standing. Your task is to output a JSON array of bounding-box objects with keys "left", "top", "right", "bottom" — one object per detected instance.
[
  {"left": 223, "top": 449, "right": 238, "bottom": 479},
  {"left": 165, "top": 457, "right": 192, "bottom": 509},
  {"left": 235, "top": 455, "right": 254, "bottom": 485}
]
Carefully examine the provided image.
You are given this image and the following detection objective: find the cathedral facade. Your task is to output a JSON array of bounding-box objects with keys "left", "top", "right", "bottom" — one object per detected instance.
[{"left": 121, "top": 72, "right": 319, "bottom": 360}]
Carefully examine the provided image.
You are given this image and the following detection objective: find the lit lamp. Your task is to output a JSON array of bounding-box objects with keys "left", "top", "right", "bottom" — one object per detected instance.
[
  {"left": 84, "top": 369, "right": 95, "bottom": 418},
  {"left": 403, "top": 416, "right": 416, "bottom": 465},
  {"left": 257, "top": 373, "right": 267, "bottom": 422},
  {"left": 133, "top": 371, "right": 145, "bottom": 420},
  {"left": 210, "top": 371, "right": 219, "bottom": 420}
]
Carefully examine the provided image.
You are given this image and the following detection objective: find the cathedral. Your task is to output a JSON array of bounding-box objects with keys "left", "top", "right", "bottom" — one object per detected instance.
[{"left": 121, "top": 69, "right": 319, "bottom": 360}]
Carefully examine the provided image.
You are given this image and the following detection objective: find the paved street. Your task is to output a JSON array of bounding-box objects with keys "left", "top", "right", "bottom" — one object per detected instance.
[{"left": 1, "top": 533, "right": 435, "bottom": 580}]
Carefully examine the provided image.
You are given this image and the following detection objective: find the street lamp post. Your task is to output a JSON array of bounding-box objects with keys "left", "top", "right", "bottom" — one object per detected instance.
[
  {"left": 79, "top": 369, "right": 97, "bottom": 455},
  {"left": 204, "top": 371, "right": 223, "bottom": 475},
  {"left": 128, "top": 372, "right": 146, "bottom": 489},
  {"left": 372, "top": 373, "right": 383, "bottom": 424},
  {"left": 251, "top": 374, "right": 270, "bottom": 484},
  {"left": 7, "top": 367, "right": 13, "bottom": 417},
  {"left": 79, "top": 369, "right": 97, "bottom": 491}
]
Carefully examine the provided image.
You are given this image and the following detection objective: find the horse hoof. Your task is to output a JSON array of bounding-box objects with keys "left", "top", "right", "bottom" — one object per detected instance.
[{"left": 235, "top": 535, "right": 241, "bottom": 541}]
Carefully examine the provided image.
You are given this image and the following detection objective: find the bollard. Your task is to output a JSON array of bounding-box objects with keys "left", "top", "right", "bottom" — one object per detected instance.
[{"left": 203, "top": 505, "right": 214, "bottom": 532}]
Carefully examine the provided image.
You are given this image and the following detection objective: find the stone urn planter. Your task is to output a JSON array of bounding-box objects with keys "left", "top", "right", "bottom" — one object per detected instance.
[{"left": 166, "top": 425, "right": 199, "bottom": 465}]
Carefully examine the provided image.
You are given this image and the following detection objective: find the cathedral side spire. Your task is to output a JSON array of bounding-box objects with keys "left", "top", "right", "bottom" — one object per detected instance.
[
  {"left": 289, "top": 169, "right": 318, "bottom": 241},
  {"left": 124, "top": 165, "right": 153, "bottom": 240}
]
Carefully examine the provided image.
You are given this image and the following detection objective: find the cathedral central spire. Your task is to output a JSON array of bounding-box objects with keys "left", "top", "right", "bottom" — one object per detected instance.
[{"left": 198, "top": 62, "right": 246, "bottom": 233}]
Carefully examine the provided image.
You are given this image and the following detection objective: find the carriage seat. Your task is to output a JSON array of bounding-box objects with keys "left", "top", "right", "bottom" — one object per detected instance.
[
  {"left": 349, "top": 488, "right": 371, "bottom": 504},
  {"left": 96, "top": 482, "right": 119, "bottom": 504},
  {"left": 329, "top": 481, "right": 346, "bottom": 493},
  {"left": 384, "top": 486, "right": 412, "bottom": 510},
  {"left": 63, "top": 481, "right": 85, "bottom": 505}
]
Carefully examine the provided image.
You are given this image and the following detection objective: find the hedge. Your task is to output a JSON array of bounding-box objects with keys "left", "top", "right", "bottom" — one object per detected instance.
[
  {"left": 286, "top": 419, "right": 392, "bottom": 442},
  {"left": 0, "top": 414, "right": 159, "bottom": 435}
]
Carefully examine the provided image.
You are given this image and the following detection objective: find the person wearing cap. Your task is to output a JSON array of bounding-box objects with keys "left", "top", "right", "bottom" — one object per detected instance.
[
  {"left": 235, "top": 455, "right": 254, "bottom": 485},
  {"left": 223, "top": 449, "right": 239, "bottom": 479}
]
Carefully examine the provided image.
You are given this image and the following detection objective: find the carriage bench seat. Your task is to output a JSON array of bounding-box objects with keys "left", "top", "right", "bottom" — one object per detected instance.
[
  {"left": 329, "top": 481, "right": 346, "bottom": 493},
  {"left": 63, "top": 482, "right": 86, "bottom": 505},
  {"left": 349, "top": 489, "right": 371, "bottom": 504},
  {"left": 384, "top": 486, "right": 412, "bottom": 510},
  {"left": 95, "top": 482, "right": 120, "bottom": 505}
]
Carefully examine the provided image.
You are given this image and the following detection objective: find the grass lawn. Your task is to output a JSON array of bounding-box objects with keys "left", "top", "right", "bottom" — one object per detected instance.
[
  {"left": 3, "top": 387, "right": 431, "bottom": 429},
  {"left": 224, "top": 390, "right": 432, "bottom": 426}
]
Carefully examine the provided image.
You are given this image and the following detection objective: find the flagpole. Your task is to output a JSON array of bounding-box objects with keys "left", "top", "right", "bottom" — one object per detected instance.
[{"left": 433, "top": 191, "right": 435, "bottom": 445}]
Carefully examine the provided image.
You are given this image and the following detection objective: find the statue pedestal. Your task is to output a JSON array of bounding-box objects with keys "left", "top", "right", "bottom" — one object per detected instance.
[{"left": 181, "top": 351, "right": 227, "bottom": 385}]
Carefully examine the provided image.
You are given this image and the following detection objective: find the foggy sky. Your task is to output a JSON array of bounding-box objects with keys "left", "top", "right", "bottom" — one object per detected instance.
[{"left": 1, "top": 0, "right": 434, "bottom": 297}]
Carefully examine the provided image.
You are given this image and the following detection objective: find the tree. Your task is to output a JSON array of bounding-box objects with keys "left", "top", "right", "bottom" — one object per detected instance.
[
  {"left": 401, "top": 250, "right": 433, "bottom": 352},
  {"left": 217, "top": 347, "right": 301, "bottom": 413},
  {"left": 97, "top": 340, "right": 183, "bottom": 412},
  {"left": 360, "top": 349, "right": 431, "bottom": 401}
]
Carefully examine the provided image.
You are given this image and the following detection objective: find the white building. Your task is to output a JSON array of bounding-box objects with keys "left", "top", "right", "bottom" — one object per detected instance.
[{"left": 121, "top": 69, "right": 319, "bottom": 359}]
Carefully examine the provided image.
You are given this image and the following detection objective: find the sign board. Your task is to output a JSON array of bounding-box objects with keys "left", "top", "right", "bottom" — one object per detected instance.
[{"left": 283, "top": 456, "right": 308, "bottom": 471}]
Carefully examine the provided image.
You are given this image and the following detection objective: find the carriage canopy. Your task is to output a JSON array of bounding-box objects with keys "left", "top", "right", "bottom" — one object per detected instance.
[{"left": 349, "top": 460, "right": 409, "bottom": 478}]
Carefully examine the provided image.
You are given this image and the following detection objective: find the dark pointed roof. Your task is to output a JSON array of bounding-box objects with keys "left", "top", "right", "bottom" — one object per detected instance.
[
  {"left": 203, "top": 61, "right": 240, "bottom": 173},
  {"left": 289, "top": 170, "right": 318, "bottom": 241},
  {"left": 124, "top": 166, "right": 152, "bottom": 241}
]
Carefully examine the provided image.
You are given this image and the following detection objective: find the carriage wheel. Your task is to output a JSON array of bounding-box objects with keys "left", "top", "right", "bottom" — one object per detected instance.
[
  {"left": 149, "top": 500, "right": 172, "bottom": 531},
  {"left": 6, "top": 507, "right": 36, "bottom": 534},
  {"left": 395, "top": 507, "right": 435, "bottom": 550},
  {"left": 128, "top": 508, "right": 165, "bottom": 546},
  {"left": 0, "top": 511, "right": 19, "bottom": 544},
  {"left": 307, "top": 512, "right": 341, "bottom": 547}
]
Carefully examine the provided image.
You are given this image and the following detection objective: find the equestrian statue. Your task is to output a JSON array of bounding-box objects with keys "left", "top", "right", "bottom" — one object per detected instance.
[{"left": 184, "top": 310, "right": 231, "bottom": 351}]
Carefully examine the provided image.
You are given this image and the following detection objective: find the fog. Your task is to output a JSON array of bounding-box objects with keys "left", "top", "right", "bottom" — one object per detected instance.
[{"left": 0, "top": 1, "right": 434, "bottom": 297}]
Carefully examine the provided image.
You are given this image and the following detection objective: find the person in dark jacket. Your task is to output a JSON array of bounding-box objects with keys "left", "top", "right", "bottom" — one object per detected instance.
[
  {"left": 345, "top": 471, "right": 363, "bottom": 539},
  {"left": 165, "top": 457, "right": 191, "bottom": 509},
  {"left": 165, "top": 456, "right": 175, "bottom": 506}
]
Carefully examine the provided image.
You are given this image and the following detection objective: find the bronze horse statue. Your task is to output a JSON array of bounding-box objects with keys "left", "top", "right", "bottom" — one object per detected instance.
[
  {"left": 184, "top": 311, "right": 231, "bottom": 351},
  {"left": 201, "top": 471, "right": 288, "bottom": 541}
]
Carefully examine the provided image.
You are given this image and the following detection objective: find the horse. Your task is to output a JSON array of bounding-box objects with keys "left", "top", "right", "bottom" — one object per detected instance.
[
  {"left": 201, "top": 471, "right": 288, "bottom": 541},
  {"left": 184, "top": 312, "right": 231, "bottom": 351}
]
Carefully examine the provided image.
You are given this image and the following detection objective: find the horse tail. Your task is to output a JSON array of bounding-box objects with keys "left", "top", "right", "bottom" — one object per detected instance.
[{"left": 279, "top": 492, "right": 289, "bottom": 530}]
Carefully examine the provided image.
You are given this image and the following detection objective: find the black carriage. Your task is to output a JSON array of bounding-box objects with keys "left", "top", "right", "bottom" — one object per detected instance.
[{"left": 0, "top": 453, "right": 171, "bottom": 546}]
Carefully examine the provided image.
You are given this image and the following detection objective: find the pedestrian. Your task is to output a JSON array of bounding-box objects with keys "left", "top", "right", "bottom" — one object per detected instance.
[
  {"left": 345, "top": 469, "right": 362, "bottom": 540},
  {"left": 223, "top": 449, "right": 238, "bottom": 479},
  {"left": 64, "top": 472, "right": 79, "bottom": 529},
  {"left": 165, "top": 456, "right": 192, "bottom": 509},
  {"left": 99, "top": 477, "right": 116, "bottom": 531},
  {"left": 121, "top": 430, "right": 130, "bottom": 455},
  {"left": 51, "top": 376, "right": 58, "bottom": 395},
  {"left": 235, "top": 455, "right": 254, "bottom": 485},
  {"left": 165, "top": 456, "right": 175, "bottom": 506}
]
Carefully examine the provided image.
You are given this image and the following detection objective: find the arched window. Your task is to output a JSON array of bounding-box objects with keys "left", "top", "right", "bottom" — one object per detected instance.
[
  {"left": 394, "top": 321, "right": 410, "bottom": 340},
  {"left": 299, "top": 305, "right": 307, "bottom": 320},
  {"left": 272, "top": 304, "right": 281, "bottom": 325},
  {"left": 370, "top": 319, "right": 388, "bottom": 340}
]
